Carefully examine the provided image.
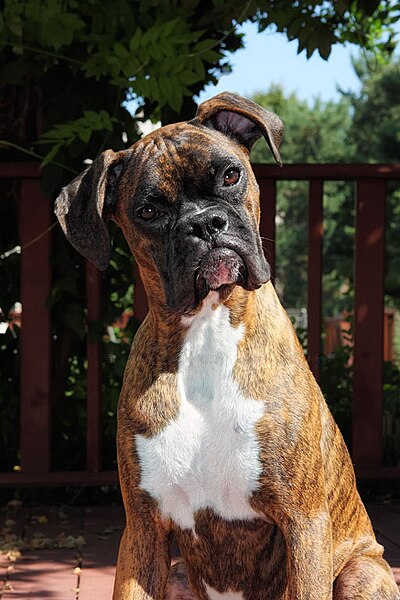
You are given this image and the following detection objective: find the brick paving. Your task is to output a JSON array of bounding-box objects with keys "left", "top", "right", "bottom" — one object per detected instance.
[{"left": 1, "top": 503, "right": 399, "bottom": 598}]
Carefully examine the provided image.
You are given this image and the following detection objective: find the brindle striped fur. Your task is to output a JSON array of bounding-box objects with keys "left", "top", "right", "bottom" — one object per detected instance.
[
  {"left": 55, "top": 93, "right": 400, "bottom": 600},
  {"left": 113, "top": 283, "right": 399, "bottom": 600}
]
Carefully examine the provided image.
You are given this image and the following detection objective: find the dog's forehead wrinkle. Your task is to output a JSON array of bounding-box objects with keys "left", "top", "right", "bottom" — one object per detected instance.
[
  {"left": 138, "top": 158, "right": 214, "bottom": 207},
  {"left": 139, "top": 134, "right": 204, "bottom": 201},
  {"left": 135, "top": 126, "right": 245, "bottom": 202},
  {"left": 155, "top": 134, "right": 182, "bottom": 169},
  {"left": 153, "top": 124, "right": 231, "bottom": 167}
]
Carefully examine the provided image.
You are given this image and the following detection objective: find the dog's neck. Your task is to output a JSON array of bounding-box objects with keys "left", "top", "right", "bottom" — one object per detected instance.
[{"left": 141, "top": 281, "right": 290, "bottom": 344}]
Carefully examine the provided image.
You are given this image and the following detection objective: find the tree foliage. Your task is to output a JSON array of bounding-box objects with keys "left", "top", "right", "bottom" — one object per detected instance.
[
  {"left": 0, "top": 0, "right": 249, "bottom": 194},
  {"left": 257, "top": 0, "right": 399, "bottom": 60},
  {"left": 0, "top": 0, "right": 398, "bottom": 194},
  {"left": 351, "top": 58, "right": 400, "bottom": 162}
]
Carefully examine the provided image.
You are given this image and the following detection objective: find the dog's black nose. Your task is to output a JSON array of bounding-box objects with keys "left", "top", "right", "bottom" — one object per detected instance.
[{"left": 185, "top": 209, "right": 229, "bottom": 242}]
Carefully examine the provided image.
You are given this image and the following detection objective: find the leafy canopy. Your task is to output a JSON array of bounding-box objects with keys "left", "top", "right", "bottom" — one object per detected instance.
[{"left": 0, "top": 0, "right": 398, "bottom": 187}]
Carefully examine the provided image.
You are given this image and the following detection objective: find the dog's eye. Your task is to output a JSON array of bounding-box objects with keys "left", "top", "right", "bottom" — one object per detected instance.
[
  {"left": 136, "top": 204, "right": 159, "bottom": 222},
  {"left": 223, "top": 167, "right": 240, "bottom": 186}
]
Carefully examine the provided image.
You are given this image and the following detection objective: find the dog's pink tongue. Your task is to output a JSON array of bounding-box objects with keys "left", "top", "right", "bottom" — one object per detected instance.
[
  {"left": 198, "top": 248, "right": 242, "bottom": 292},
  {"left": 214, "top": 263, "right": 233, "bottom": 285},
  {"left": 206, "top": 260, "right": 238, "bottom": 289}
]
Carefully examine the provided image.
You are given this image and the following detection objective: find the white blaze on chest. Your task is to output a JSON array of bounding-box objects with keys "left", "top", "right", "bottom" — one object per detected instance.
[
  {"left": 135, "top": 293, "right": 265, "bottom": 530},
  {"left": 204, "top": 583, "right": 244, "bottom": 600}
]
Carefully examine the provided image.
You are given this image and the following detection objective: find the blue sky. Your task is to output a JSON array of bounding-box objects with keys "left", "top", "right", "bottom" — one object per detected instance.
[{"left": 198, "top": 21, "right": 363, "bottom": 105}]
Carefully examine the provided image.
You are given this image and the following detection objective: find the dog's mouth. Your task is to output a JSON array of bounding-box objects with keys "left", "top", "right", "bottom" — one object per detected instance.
[{"left": 194, "top": 248, "right": 247, "bottom": 304}]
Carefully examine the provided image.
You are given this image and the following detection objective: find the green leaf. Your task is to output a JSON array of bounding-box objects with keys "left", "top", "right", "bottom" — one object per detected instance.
[
  {"left": 148, "top": 42, "right": 163, "bottom": 61},
  {"left": 160, "top": 18, "right": 180, "bottom": 38},
  {"left": 201, "top": 49, "right": 223, "bottom": 62},
  {"left": 141, "top": 27, "right": 157, "bottom": 47},
  {"left": 147, "top": 76, "right": 159, "bottom": 100},
  {"left": 297, "top": 27, "right": 313, "bottom": 55},
  {"left": 41, "top": 13, "right": 84, "bottom": 50},
  {"left": 129, "top": 29, "right": 143, "bottom": 53},
  {"left": 177, "top": 69, "right": 200, "bottom": 86},
  {"left": 286, "top": 16, "right": 304, "bottom": 40},
  {"left": 318, "top": 37, "right": 333, "bottom": 60},
  {"left": 167, "top": 75, "right": 183, "bottom": 112},
  {"left": 136, "top": 75, "right": 150, "bottom": 98},
  {"left": 157, "top": 38, "right": 174, "bottom": 57},
  {"left": 158, "top": 73, "right": 172, "bottom": 102},
  {"left": 170, "top": 58, "right": 186, "bottom": 75},
  {"left": 40, "top": 143, "right": 62, "bottom": 168},
  {"left": 158, "top": 56, "right": 175, "bottom": 73},
  {"left": 306, "top": 39, "right": 318, "bottom": 59},
  {"left": 78, "top": 128, "right": 91, "bottom": 143},
  {"left": 192, "top": 56, "right": 205, "bottom": 79},
  {"left": 114, "top": 42, "right": 128, "bottom": 58},
  {"left": 193, "top": 38, "right": 216, "bottom": 53}
]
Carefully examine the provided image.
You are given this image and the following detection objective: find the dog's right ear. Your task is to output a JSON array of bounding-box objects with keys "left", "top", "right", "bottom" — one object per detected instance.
[{"left": 55, "top": 149, "right": 127, "bottom": 271}]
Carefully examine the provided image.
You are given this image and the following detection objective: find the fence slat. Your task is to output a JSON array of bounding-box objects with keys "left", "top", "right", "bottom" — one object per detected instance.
[
  {"left": 20, "top": 179, "right": 52, "bottom": 473},
  {"left": 353, "top": 179, "right": 386, "bottom": 471},
  {"left": 307, "top": 179, "right": 324, "bottom": 381},
  {"left": 252, "top": 163, "right": 400, "bottom": 180},
  {"left": 0, "top": 470, "right": 118, "bottom": 486},
  {"left": 86, "top": 260, "right": 102, "bottom": 472},
  {"left": 259, "top": 178, "right": 276, "bottom": 281}
]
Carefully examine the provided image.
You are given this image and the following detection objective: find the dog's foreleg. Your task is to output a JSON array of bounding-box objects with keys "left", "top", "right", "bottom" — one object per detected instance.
[
  {"left": 281, "top": 509, "right": 333, "bottom": 600},
  {"left": 113, "top": 423, "right": 172, "bottom": 600},
  {"left": 112, "top": 518, "right": 171, "bottom": 600}
]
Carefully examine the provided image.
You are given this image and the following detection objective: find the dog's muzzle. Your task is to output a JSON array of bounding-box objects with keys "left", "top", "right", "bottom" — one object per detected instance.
[{"left": 166, "top": 204, "right": 270, "bottom": 312}]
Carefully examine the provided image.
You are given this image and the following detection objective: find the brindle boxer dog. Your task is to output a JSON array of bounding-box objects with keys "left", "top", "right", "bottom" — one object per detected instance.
[{"left": 55, "top": 93, "right": 400, "bottom": 600}]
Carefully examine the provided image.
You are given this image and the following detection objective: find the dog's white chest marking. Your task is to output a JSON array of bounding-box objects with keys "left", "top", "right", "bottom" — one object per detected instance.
[
  {"left": 204, "top": 584, "right": 244, "bottom": 600},
  {"left": 136, "top": 294, "right": 265, "bottom": 530}
]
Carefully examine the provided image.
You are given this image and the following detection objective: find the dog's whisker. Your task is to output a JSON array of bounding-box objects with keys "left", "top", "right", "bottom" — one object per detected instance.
[{"left": 260, "top": 236, "right": 275, "bottom": 244}]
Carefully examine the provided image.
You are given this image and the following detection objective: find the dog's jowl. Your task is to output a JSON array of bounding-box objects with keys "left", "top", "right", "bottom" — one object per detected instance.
[{"left": 55, "top": 93, "right": 400, "bottom": 600}]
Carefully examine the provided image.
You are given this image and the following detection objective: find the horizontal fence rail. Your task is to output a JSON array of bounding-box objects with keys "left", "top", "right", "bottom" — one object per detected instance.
[{"left": 0, "top": 162, "right": 399, "bottom": 486}]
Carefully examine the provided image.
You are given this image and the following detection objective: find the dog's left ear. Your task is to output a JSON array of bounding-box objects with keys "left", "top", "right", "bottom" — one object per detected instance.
[
  {"left": 55, "top": 149, "right": 126, "bottom": 271},
  {"left": 192, "top": 92, "right": 284, "bottom": 166}
]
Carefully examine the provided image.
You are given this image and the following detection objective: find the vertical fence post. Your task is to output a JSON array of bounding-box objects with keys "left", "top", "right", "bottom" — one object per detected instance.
[
  {"left": 353, "top": 179, "right": 386, "bottom": 472},
  {"left": 20, "top": 179, "right": 52, "bottom": 473},
  {"left": 307, "top": 179, "right": 324, "bottom": 381},
  {"left": 86, "top": 260, "right": 102, "bottom": 472},
  {"left": 259, "top": 178, "right": 277, "bottom": 281}
]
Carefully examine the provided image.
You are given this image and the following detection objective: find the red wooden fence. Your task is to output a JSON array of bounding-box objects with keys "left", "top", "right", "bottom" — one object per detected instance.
[{"left": 0, "top": 162, "right": 399, "bottom": 486}]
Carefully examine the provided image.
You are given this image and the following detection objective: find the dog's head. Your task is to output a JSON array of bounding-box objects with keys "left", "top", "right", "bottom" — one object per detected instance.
[{"left": 55, "top": 93, "right": 283, "bottom": 314}]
